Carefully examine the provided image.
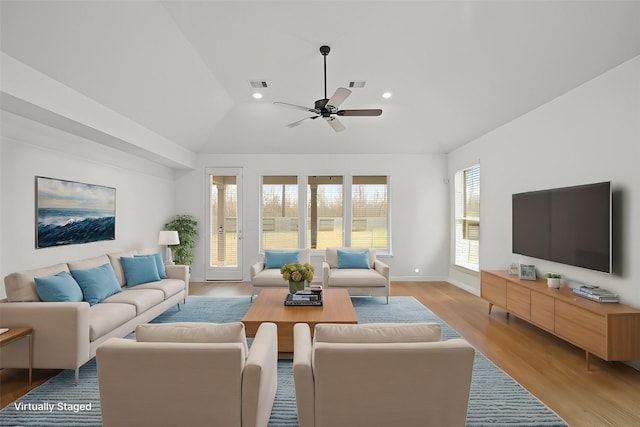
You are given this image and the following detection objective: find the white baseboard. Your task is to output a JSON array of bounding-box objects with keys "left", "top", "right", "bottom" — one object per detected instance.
[
  {"left": 446, "top": 277, "right": 481, "bottom": 296},
  {"left": 391, "top": 276, "right": 448, "bottom": 282}
]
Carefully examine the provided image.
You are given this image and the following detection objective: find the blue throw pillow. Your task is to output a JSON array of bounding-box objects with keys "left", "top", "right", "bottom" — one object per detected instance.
[
  {"left": 134, "top": 253, "right": 167, "bottom": 279},
  {"left": 337, "top": 250, "right": 370, "bottom": 269},
  {"left": 70, "top": 263, "right": 122, "bottom": 306},
  {"left": 265, "top": 250, "right": 299, "bottom": 269},
  {"left": 34, "top": 271, "right": 83, "bottom": 302},
  {"left": 121, "top": 256, "right": 161, "bottom": 287}
]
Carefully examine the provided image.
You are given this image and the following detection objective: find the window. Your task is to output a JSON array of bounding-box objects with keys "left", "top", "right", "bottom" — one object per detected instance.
[
  {"left": 307, "top": 176, "right": 343, "bottom": 249},
  {"left": 351, "top": 176, "right": 389, "bottom": 249},
  {"left": 454, "top": 165, "right": 480, "bottom": 271},
  {"left": 260, "top": 175, "right": 390, "bottom": 252},
  {"left": 261, "top": 176, "right": 298, "bottom": 249}
]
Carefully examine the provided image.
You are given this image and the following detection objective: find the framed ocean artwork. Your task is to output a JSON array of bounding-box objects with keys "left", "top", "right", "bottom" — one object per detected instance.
[{"left": 35, "top": 176, "right": 116, "bottom": 248}]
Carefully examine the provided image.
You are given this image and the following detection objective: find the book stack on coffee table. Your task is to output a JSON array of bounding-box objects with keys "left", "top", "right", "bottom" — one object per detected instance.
[{"left": 284, "top": 288, "right": 323, "bottom": 306}]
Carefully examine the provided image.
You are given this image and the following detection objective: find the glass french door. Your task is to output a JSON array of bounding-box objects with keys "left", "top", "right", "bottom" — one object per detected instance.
[{"left": 205, "top": 168, "right": 243, "bottom": 281}]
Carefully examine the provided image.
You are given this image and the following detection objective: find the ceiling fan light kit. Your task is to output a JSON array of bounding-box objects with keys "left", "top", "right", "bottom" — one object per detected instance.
[{"left": 274, "top": 45, "right": 383, "bottom": 132}]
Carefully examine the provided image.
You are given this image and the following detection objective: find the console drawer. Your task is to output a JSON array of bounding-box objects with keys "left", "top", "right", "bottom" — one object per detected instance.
[
  {"left": 507, "top": 282, "right": 530, "bottom": 320},
  {"left": 555, "top": 300, "right": 606, "bottom": 357},
  {"left": 531, "top": 291, "right": 555, "bottom": 332},
  {"left": 481, "top": 272, "right": 506, "bottom": 308}
]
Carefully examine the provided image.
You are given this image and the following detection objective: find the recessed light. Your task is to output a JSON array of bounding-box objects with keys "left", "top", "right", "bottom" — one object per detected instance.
[
  {"left": 382, "top": 92, "right": 392, "bottom": 99},
  {"left": 253, "top": 92, "right": 263, "bottom": 99}
]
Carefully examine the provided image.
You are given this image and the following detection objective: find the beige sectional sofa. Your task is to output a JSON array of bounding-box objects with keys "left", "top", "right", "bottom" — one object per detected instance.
[{"left": 0, "top": 250, "right": 189, "bottom": 383}]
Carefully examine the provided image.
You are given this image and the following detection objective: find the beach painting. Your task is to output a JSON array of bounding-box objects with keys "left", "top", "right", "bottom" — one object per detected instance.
[{"left": 36, "top": 177, "right": 116, "bottom": 248}]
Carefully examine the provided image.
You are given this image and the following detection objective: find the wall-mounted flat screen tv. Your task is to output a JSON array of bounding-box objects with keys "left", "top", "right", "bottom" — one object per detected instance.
[{"left": 512, "top": 181, "right": 611, "bottom": 273}]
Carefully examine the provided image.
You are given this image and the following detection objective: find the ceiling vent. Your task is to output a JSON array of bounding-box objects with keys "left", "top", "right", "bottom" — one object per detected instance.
[
  {"left": 348, "top": 81, "right": 366, "bottom": 88},
  {"left": 250, "top": 81, "right": 268, "bottom": 88}
]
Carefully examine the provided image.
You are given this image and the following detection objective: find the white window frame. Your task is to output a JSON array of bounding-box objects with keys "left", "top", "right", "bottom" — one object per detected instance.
[
  {"left": 454, "top": 164, "right": 480, "bottom": 272},
  {"left": 259, "top": 174, "right": 391, "bottom": 254}
]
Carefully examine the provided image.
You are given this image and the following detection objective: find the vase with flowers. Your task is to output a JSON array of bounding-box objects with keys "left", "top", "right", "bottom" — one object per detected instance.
[{"left": 281, "top": 262, "right": 315, "bottom": 294}]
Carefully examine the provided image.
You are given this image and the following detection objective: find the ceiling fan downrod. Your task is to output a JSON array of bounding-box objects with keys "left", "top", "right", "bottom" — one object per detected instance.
[{"left": 320, "top": 45, "right": 330, "bottom": 101}]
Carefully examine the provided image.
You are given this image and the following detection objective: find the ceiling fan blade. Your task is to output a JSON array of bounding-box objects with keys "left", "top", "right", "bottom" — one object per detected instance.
[
  {"left": 327, "top": 118, "right": 346, "bottom": 132},
  {"left": 286, "top": 116, "right": 317, "bottom": 128},
  {"left": 274, "top": 102, "right": 316, "bottom": 113},
  {"left": 327, "top": 88, "right": 352, "bottom": 108},
  {"left": 337, "top": 109, "right": 383, "bottom": 117}
]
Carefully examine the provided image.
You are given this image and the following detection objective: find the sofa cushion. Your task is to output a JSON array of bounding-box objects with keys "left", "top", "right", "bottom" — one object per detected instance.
[
  {"left": 4, "top": 263, "right": 70, "bottom": 302},
  {"left": 121, "top": 256, "right": 161, "bottom": 287},
  {"left": 131, "top": 279, "right": 185, "bottom": 299},
  {"left": 337, "top": 249, "right": 369, "bottom": 269},
  {"left": 89, "top": 302, "right": 137, "bottom": 341},
  {"left": 325, "top": 248, "right": 374, "bottom": 269},
  {"left": 70, "top": 263, "right": 122, "bottom": 306},
  {"left": 102, "top": 289, "right": 165, "bottom": 315},
  {"left": 34, "top": 271, "right": 83, "bottom": 302},
  {"left": 67, "top": 255, "right": 112, "bottom": 272},
  {"left": 265, "top": 250, "right": 299, "bottom": 269},
  {"left": 136, "top": 322, "right": 249, "bottom": 355},
  {"left": 107, "top": 250, "right": 138, "bottom": 286},
  {"left": 252, "top": 268, "right": 287, "bottom": 287},
  {"left": 314, "top": 323, "right": 442, "bottom": 344},
  {"left": 135, "top": 253, "right": 167, "bottom": 279},
  {"left": 327, "top": 268, "right": 386, "bottom": 288}
]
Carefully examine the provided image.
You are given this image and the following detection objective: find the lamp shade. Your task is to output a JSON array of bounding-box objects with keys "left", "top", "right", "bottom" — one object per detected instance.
[{"left": 158, "top": 230, "right": 179, "bottom": 245}]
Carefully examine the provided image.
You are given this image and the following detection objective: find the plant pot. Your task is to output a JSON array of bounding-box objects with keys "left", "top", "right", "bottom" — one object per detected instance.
[
  {"left": 547, "top": 278, "right": 561, "bottom": 289},
  {"left": 289, "top": 280, "right": 305, "bottom": 294}
]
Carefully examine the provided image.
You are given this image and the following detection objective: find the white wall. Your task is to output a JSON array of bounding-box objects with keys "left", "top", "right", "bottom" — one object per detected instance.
[
  {"left": 0, "top": 112, "right": 177, "bottom": 299},
  {"left": 175, "top": 153, "right": 450, "bottom": 282},
  {"left": 448, "top": 55, "right": 640, "bottom": 308}
]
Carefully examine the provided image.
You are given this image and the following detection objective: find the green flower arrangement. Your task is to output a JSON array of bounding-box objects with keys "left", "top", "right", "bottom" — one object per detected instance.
[{"left": 281, "top": 262, "right": 315, "bottom": 283}]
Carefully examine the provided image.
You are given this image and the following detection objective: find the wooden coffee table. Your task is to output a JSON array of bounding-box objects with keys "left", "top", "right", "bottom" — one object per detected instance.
[{"left": 242, "top": 288, "right": 357, "bottom": 352}]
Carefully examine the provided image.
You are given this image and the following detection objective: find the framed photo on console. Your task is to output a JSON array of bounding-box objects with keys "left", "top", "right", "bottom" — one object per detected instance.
[{"left": 518, "top": 264, "right": 536, "bottom": 280}]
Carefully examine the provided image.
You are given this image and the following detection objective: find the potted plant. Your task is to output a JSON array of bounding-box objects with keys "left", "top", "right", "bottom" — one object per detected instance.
[
  {"left": 281, "top": 262, "right": 315, "bottom": 294},
  {"left": 545, "top": 273, "right": 562, "bottom": 289},
  {"left": 164, "top": 215, "right": 198, "bottom": 268}
]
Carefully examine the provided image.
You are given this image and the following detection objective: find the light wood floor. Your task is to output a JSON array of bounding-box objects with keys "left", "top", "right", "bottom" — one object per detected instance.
[{"left": 2, "top": 281, "right": 640, "bottom": 426}]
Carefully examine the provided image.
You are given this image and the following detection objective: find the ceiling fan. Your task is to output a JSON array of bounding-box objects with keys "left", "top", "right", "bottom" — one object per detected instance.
[{"left": 274, "top": 45, "right": 382, "bottom": 132}]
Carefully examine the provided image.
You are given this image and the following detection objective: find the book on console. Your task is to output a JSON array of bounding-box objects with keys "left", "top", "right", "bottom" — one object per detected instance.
[{"left": 572, "top": 288, "right": 619, "bottom": 303}]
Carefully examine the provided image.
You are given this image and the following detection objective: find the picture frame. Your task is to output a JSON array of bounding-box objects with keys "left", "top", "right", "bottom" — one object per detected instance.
[
  {"left": 508, "top": 263, "right": 519, "bottom": 275},
  {"left": 518, "top": 264, "right": 536, "bottom": 280},
  {"left": 36, "top": 176, "right": 116, "bottom": 248}
]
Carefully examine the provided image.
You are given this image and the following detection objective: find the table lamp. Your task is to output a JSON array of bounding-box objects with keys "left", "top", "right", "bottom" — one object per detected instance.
[{"left": 158, "top": 230, "right": 179, "bottom": 265}]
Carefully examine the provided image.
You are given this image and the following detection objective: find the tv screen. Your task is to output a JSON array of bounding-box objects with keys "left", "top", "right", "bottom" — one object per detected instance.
[{"left": 512, "top": 182, "right": 611, "bottom": 273}]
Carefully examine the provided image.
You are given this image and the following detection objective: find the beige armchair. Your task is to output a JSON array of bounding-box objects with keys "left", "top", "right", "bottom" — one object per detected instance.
[
  {"left": 293, "top": 322, "right": 475, "bottom": 427},
  {"left": 250, "top": 249, "right": 311, "bottom": 301},
  {"left": 322, "top": 247, "right": 390, "bottom": 303},
  {"left": 97, "top": 322, "right": 278, "bottom": 427}
]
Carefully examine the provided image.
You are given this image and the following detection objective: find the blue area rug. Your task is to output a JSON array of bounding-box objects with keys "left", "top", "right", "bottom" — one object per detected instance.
[{"left": 0, "top": 296, "right": 567, "bottom": 426}]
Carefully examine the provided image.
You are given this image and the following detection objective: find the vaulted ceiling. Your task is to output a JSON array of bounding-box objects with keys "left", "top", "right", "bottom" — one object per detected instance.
[{"left": 2, "top": 1, "right": 640, "bottom": 165}]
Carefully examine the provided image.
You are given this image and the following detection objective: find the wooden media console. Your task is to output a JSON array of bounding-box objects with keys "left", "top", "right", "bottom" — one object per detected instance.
[{"left": 481, "top": 270, "right": 640, "bottom": 369}]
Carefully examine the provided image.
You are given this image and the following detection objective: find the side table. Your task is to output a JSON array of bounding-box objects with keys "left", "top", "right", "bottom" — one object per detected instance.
[{"left": 0, "top": 327, "right": 33, "bottom": 385}]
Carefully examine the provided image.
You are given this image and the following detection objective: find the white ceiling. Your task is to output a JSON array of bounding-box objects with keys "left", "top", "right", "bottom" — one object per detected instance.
[{"left": 2, "top": 1, "right": 640, "bottom": 160}]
